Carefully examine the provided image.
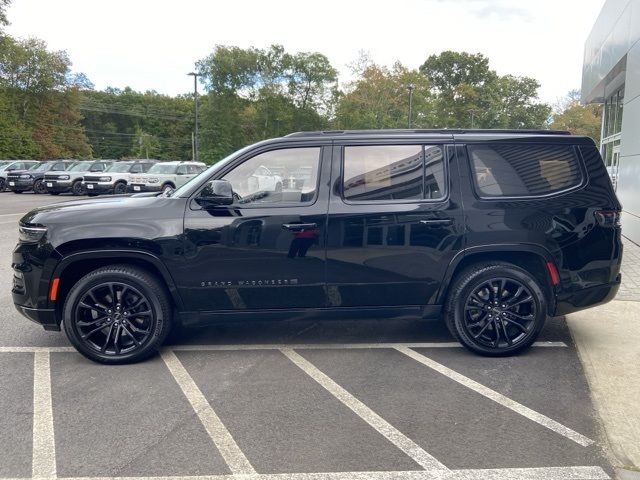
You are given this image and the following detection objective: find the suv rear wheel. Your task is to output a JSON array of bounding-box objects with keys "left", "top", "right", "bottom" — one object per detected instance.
[
  {"left": 33, "top": 179, "right": 46, "bottom": 194},
  {"left": 444, "top": 262, "right": 547, "bottom": 356},
  {"left": 62, "top": 265, "right": 172, "bottom": 364}
]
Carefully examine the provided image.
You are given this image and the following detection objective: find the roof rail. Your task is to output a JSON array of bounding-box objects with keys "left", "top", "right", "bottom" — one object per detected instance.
[{"left": 285, "top": 129, "right": 571, "bottom": 137}]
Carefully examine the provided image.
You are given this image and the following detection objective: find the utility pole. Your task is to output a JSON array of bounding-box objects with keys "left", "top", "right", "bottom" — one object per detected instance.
[
  {"left": 407, "top": 84, "right": 414, "bottom": 128},
  {"left": 469, "top": 109, "right": 476, "bottom": 129},
  {"left": 187, "top": 72, "right": 201, "bottom": 161},
  {"left": 274, "top": 118, "right": 282, "bottom": 137}
]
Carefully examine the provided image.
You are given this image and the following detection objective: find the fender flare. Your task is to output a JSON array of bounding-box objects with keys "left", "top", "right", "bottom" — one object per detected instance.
[
  {"left": 436, "top": 243, "right": 557, "bottom": 305},
  {"left": 51, "top": 249, "right": 184, "bottom": 311}
]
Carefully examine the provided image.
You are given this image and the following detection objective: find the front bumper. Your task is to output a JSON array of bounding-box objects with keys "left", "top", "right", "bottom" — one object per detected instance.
[
  {"left": 127, "top": 183, "right": 161, "bottom": 193},
  {"left": 44, "top": 180, "right": 72, "bottom": 193},
  {"left": 84, "top": 182, "right": 114, "bottom": 194},
  {"left": 554, "top": 274, "right": 621, "bottom": 316},
  {"left": 7, "top": 179, "right": 34, "bottom": 191}
]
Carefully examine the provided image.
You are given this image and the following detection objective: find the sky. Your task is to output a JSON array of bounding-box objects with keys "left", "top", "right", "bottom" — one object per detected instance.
[{"left": 6, "top": 0, "right": 606, "bottom": 105}]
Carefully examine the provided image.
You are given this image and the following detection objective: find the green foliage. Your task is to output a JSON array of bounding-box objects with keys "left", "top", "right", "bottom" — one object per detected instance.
[
  {"left": 0, "top": 36, "right": 92, "bottom": 159},
  {"left": 0, "top": 0, "right": 10, "bottom": 30},
  {"left": 551, "top": 89, "right": 602, "bottom": 143},
  {"left": 420, "top": 51, "right": 550, "bottom": 129}
]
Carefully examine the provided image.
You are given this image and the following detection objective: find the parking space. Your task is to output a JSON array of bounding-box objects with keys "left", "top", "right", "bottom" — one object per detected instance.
[{"left": 0, "top": 192, "right": 614, "bottom": 480}]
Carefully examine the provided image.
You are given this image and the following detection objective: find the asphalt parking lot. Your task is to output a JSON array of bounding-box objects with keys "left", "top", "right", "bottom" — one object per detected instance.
[{"left": 0, "top": 192, "right": 614, "bottom": 480}]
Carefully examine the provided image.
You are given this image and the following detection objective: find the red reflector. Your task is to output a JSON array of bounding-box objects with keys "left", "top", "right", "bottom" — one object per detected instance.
[
  {"left": 49, "top": 278, "right": 60, "bottom": 301},
  {"left": 546, "top": 262, "right": 560, "bottom": 286}
]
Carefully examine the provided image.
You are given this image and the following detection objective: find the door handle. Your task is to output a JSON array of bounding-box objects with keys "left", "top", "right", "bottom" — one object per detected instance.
[
  {"left": 282, "top": 222, "right": 318, "bottom": 231},
  {"left": 419, "top": 218, "right": 453, "bottom": 226}
]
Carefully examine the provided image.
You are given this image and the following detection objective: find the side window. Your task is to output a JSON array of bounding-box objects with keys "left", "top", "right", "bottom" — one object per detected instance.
[
  {"left": 469, "top": 144, "right": 582, "bottom": 197},
  {"left": 130, "top": 164, "right": 143, "bottom": 174},
  {"left": 89, "top": 163, "right": 104, "bottom": 172},
  {"left": 222, "top": 147, "right": 321, "bottom": 206},
  {"left": 176, "top": 165, "right": 188, "bottom": 175},
  {"left": 187, "top": 164, "right": 200, "bottom": 174},
  {"left": 342, "top": 145, "right": 445, "bottom": 202},
  {"left": 141, "top": 163, "right": 154, "bottom": 172}
]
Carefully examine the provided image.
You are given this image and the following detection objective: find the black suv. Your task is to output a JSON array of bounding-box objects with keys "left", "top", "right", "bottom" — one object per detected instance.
[
  {"left": 7, "top": 160, "right": 77, "bottom": 194},
  {"left": 12, "top": 130, "right": 622, "bottom": 364}
]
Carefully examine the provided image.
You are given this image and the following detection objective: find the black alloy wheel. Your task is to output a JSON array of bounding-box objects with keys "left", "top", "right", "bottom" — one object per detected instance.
[
  {"left": 63, "top": 265, "right": 172, "bottom": 364},
  {"left": 445, "top": 262, "right": 546, "bottom": 356},
  {"left": 33, "top": 179, "right": 47, "bottom": 194},
  {"left": 72, "top": 180, "right": 85, "bottom": 196},
  {"left": 114, "top": 182, "right": 127, "bottom": 195}
]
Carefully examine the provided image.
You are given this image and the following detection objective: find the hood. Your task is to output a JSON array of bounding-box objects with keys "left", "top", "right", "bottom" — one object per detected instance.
[{"left": 21, "top": 194, "right": 181, "bottom": 226}]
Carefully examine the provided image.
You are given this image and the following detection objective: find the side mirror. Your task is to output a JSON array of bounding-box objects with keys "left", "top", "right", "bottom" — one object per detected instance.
[{"left": 196, "top": 179, "right": 234, "bottom": 208}]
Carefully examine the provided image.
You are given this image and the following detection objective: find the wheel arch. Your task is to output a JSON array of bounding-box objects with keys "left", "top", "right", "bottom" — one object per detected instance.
[
  {"left": 161, "top": 181, "right": 176, "bottom": 189},
  {"left": 51, "top": 250, "right": 184, "bottom": 323},
  {"left": 437, "top": 244, "right": 557, "bottom": 315}
]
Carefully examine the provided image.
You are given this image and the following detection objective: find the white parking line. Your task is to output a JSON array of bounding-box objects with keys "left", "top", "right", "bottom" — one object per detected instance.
[
  {"left": 395, "top": 346, "right": 594, "bottom": 447},
  {"left": 281, "top": 348, "right": 449, "bottom": 472},
  {"left": 32, "top": 351, "right": 56, "bottom": 480},
  {"left": 0, "top": 342, "right": 568, "bottom": 354},
  {"left": 160, "top": 350, "right": 256, "bottom": 475},
  {"left": 2, "top": 465, "right": 608, "bottom": 480}
]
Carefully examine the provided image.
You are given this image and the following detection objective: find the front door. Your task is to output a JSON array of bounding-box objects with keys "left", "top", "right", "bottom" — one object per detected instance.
[
  {"left": 181, "top": 145, "right": 330, "bottom": 311},
  {"left": 326, "top": 141, "right": 465, "bottom": 307}
]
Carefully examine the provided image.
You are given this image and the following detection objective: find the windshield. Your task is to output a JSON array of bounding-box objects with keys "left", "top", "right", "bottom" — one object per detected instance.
[
  {"left": 106, "top": 163, "right": 134, "bottom": 173},
  {"left": 28, "top": 162, "right": 43, "bottom": 170},
  {"left": 148, "top": 163, "right": 178, "bottom": 174},
  {"left": 31, "top": 163, "right": 50, "bottom": 172},
  {"left": 0, "top": 161, "right": 12, "bottom": 168},
  {"left": 69, "top": 161, "right": 93, "bottom": 171}
]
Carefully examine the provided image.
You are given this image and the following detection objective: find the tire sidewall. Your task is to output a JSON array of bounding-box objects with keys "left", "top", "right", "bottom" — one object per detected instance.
[
  {"left": 114, "top": 182, "right": 126, "bottom": 194},
  {"left": 450, "top": 265, "right": 547, "bottom": 356},
  {"left": 63, "top": 270, "right": 168, "bottom": 363}
]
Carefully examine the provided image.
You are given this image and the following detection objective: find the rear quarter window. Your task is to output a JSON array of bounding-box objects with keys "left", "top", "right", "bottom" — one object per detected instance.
[{"left": 468, "top": 144, "right": 583, "bottom": 198}]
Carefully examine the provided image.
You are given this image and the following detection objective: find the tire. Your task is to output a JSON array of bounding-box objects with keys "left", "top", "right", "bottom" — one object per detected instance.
[
  {"left": 33, "top": 179, "right": 47, "bottom": 194},
  {"left": 0, "top": 179, "right": 6, "bottom": 191},
  {"left": 62, "top": 264, "right": 172, "bottom": 364},
  {"left": 49, "top": 192, "right": 60, "bottom": 195},
  {"left": 13, "top": 190, "right": 23, "bottom": 194},
  {"left": 113, "top": 182, "right": 127, "bottom": 195},
  {"left": 72, "top": 180, "right": 84, "bottom": 196},
  {"left": 161, "top": 183, "right": 175, "bottom": 195},
  {"left": 444, "top": 262, "right": 547, "bottom": 356}
]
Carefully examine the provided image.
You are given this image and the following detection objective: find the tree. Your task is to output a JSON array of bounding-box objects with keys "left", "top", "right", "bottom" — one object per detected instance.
[
  {"left": 551, "top": 89, "right": 602, "bottom": 143},
  {"left": 419, "top": 51, "right": 550, "bottom": 129},
  {"left": 0, "top": 0, "right": 10, "bottom": 32},
  {"left": 0, "top": 36, "right": 92, "bottom": 158}
]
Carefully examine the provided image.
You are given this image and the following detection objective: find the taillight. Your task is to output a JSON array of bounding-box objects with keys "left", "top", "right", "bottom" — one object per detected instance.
[{"left": 594, "top": 210, "right": 621, "bottom": 228}]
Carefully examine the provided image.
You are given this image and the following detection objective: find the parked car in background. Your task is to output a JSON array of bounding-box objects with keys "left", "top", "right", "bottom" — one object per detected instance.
[
  {"left": 82, "top": 160, "right": 158, "bottom": 196},
  {"left": 7, "top": 160, "right": 78, "bottom": 194},
  {"left": 0, "top": 160, "right": 39, "bottom": 191},
  {"left": 128, "top": 161, "right": 206, "bottom": 194},
  {"left": 44, "top": 160, "right": 114, "bottom": 196}
]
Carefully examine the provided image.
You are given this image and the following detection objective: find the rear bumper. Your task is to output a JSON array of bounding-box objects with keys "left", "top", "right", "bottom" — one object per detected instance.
[{"left": 554, "top": 274, "right": 621, "bottom": 316}]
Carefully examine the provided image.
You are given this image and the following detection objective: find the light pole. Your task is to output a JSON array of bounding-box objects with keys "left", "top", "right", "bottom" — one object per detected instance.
[
  {"left": 407, "top": 84, "right": 414, "bottom": 128},
  {"left": 469, "top": 109, "right": 476, "bottom": 129},
  {"left": 187, "top": 72, "right": 201, "bottom": 161}
]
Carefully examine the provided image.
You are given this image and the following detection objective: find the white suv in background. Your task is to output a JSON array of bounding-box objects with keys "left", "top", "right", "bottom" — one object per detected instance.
[
  {"left": 128, "top": 161, "right": 206, "bottom": 194},
  {"left": 82, "top": 160, "right": 157, "bottom": 195}
]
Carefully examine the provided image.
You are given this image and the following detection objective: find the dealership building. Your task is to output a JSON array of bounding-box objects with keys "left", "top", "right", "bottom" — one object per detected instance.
[{"left": 582, "top": 0, "right": 640, "bottom": 242}]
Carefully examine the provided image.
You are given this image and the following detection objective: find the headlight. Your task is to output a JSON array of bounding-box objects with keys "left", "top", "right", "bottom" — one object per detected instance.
[
  {"left": 99, "top": 176, "right": 111, "bottom": 182},
  {"left": 18, "top": 225, "right": 47, "bottom": 243},
  {"left": 58, "top": 175, "right": 70, "bottom": 180},
  {"left": 19, "top": 174, "right": 32, "bottom": 179},
  {"left": 148, "top": 177, "right": 159, "bottom": 183}
]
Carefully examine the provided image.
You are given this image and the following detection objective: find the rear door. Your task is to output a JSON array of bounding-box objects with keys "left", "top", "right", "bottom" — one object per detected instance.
[{"left": 325, "top": 138, "right": 465, "bottom": 307}]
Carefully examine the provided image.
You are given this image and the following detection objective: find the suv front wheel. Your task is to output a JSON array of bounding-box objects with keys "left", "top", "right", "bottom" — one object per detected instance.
[
  {"left": 62, "top": 265, "right": 172, "bottom": 364},
  {"left": 445, "top": 262, "right": 547, "bottom": 356}
]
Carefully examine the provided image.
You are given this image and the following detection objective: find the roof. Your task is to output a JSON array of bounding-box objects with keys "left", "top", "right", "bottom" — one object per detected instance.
[{"left": 286, "top": 129, "right": 571, "bottom": 138}]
